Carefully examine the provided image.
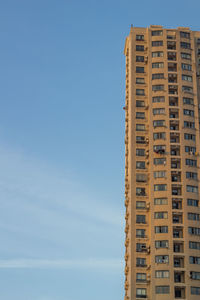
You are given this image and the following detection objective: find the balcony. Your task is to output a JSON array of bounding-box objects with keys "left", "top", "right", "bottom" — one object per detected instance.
[
  {"left": 173, "top": 227, "right": 183, "bottom": 238},
  {"left": 171, "top": 158, "right": 181, "bottom": 169},
  {"left": 169, "top": 108, "right": 179, "bottom": 118},
  {"left": 174, "top": 242, "right": 184, "bottom": 253},
  {"left": 174, "top": 271, "right": 185, "bottom": 283},
  {"left": 168, "top": 62, "right": 177, "bottom": 72},
  {"left": 170, "top": 133, "right": 180, "bottom": 143},
  {"left": 171, "top": 172, "right": 181, "bottom": 182},
  {"left": 173, "top": 213, "right": 183, "bottom": 224},
  {"left": 169, "top": 96, "right": 178, "bottom": 106},
  {"left": 168, "top": 51, "right": 177, "bottom": 60},
  {"left": 174, "top": 287, "right": 185, "bottom": 299},
  {"left": 169, "top": 73, "right": 177, "bottom": 83},
  {"left": 169, "top": 85, "right": 178, "bottom": 95},
  {"left": 172, "top": 185, "right": 182, "bottom": 196},
  {"left": 171, "top": 145, "right": 180, "bottom": 156},
  {"left": 170, "top": 120, "right": 179, "bottom": 131},
  {"left": 172, "top": 198, "right": 182, "bottom": 210},
  {"left": 174, "top": 256, "right": 184, "bottom": 268},
  {"left": 167, "top": 41, "right": 176, "bottom": 50}
]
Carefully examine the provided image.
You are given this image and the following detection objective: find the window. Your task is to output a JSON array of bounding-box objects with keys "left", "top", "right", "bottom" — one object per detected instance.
[
  {"left": 189, "top": 256, "right": 200, "bottom": 265},
  {"left": 191, "top": 287, "right": 200, "bottom": 295},
  {"left": 182, "top": 74, "right": 192, "bottom": 82},
  {"left": 136, "top": 187, "right": 146, "bottom": 196},
  {"left": 153, "top": 108, "right": 165, "bottom": 115},
  {"left": 187, "top": 185, "right": 198, "bottom": 193},
  {"left": 154, "top": 171, "right": 166, "bottom": 178},
  {"left": 188, "top": 227, "right": 200, "bottom": 236},
  {"left": 152, "top": 30, "right": 163, "bottom": 36},
  {"left": 182, "top": 63, "right": 192, "bottom": 71},
  {"left": 136, "top": 215, "right": 146, "bottom": 223},
  {"left": 136, "top": 100, "right": 145, "bottom": 107},
  {"left": 136, "top": 66, "right": 144, "bottom": 73},
  {"left": 152, "top": 62, "right": 164, "bottom": 68},
  {"left": 155, "top": 255, "right": 169, "bottom": 264},
  {"left": 186, "top": 159, "right": 197, "bottom": 167},
  {"left": 136, "top": 149, "right": 145, "bottom": 156},
  {"left": 136, "top": 136, "right": 146, "bottom": 144},
  {"left": 180, "top": 31, "right": 190, "bottom": 39},
  {"left": 136, "top": 161, "right": 145, "bottom": 169},
  {"left": 136, "top": 257, "right": 146, "bottom": 267},
  {"left": 155, "top": 226, "right": 168, "bottom": 233},
  {"left": 155, "top": 271, "right": 169, "bottom": 278},
  {"left": 154, "top": 184, "right": 167, "bottom": 191},
  {"left": 181, "top": 52, "right": 191, "bottom": 60},
  {"left": 182, "top": 85, "right": 193, "bottom": 93},
  {"left": 184, "top": 133, "right": 195, "bottom": 141},
  {"left": 153, "top": 132, "right": 166, "bottom": 140},
  {"left": 136, "top": 201, "right": 146, "bottom": 209},
  {"left": 136, "top": 124, "right": 145, "bottom": 131},
  {"left": 136, "top": 174, "right": 147, "bottom": 183},
  {"left": 184, "top": 121, "right": 195, "bottom": 129},
  {"left": 186, "top": 172, "right": 198, "bottom": 180},
  {"left": 136, "top": 55, "right": 144, "bottom": 62},
  {"left": 152, "top": 96, "right": 165, "bottom": 103},
  {"left": 152, "top": 73, "right": 164, "bottom": 80},
  {"left": 136, "top": 89, "right": 145, "bottom": 95},
  {"left": 187, "top": 199, "right": 199, "bottom": 207},
  {"left": 136, "top": 288, "right": 147, "bottom": 298},
  {"left": 190, "top": 272, "right": 200, "bottom": 280},
  {"left": 136, "top": 35, "right": 144, "bottom": 41},
  {"left": 154, "top": 145, "right": 166, "bottom": 152},
  {"left": 152, "top": 41, "right": 163, "bottom": 47},
  {"left": 136, "top": 112, "right": 145, "bottom": 119},
  {"left": 189, "top": 242, "right": 200, "bottom": 250},
  {"left": 153, "top": 120, "right": 165, "bottom": 127},
  {"left": 155, "top": 286, "right": 170, "bottom": 294},
  {"left": 152, "top": 51, "right": 163, "bottom": 57},
  {"left": 155, "top": 240, "right": 168, "bottom": 248},
  {"left": 188, "top": 213, "right": 200, "bottom": 221},
  {"left": 183, "top": 109, "right": 194, "bottom": 116},
  {"left": 154, "top": 198, "right": 168, "bottom": 205},
  {"left": 136, "top": 45, "right": 144, "bottom": 51},
  {"left": 136, "top": 229, "right": 146, "bottom": 238},
  {"left": 152, "top": 85, "right": 164, "bottom": 91},
  {"left": 167, "top": 41, "right": 176, "bottom": 49},
  {"left": 154, "top": 158, "right": 166, "bottom": 165},
  {"left": 180, "top": 42, "right": 191, "bottom": 49},
  {"left": 136, "top": 78, "right": 145, "bottom": 84},
  {"left": 136, "top": 243, "right": 147, "bottom": 252},
  {"left": 185, "top": 146, "right": 196, "bottom": 154},
  {"left": 155, "top": 212, "right": 168, "bottom": 219},
  {"left": 136, "top": 273, "right": 146, "bottom": 282},
  {"left": 183, "top": 97, "right": 193, "bottom": 105}
]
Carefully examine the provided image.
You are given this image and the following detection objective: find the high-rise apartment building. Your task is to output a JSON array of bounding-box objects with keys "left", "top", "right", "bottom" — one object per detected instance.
[{"left": 124, "top": 25, "right": 200, "bottom": 300}]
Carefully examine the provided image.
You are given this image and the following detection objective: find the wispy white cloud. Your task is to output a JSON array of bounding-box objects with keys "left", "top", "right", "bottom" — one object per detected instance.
[
  {"left": 0, "top": 258, "right": 123, "bottom": 270},
  {"left": 0, "top": 142, "right": 124, "bottom": 260}
]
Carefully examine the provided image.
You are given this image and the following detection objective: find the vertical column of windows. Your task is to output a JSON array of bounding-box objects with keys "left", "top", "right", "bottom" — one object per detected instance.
[{"left": 135, "top": 31, "right": 150, "bottom": 298}]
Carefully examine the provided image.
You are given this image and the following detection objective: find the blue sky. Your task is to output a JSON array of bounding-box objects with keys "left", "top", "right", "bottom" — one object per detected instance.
[{"left": 0, "top": 0, "right": 200, "bottom": 299}]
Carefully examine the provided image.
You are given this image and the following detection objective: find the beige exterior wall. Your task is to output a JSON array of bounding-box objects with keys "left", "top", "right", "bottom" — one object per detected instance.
[{"left": 124, "top": 26, "right": 200, "bottom": 300}]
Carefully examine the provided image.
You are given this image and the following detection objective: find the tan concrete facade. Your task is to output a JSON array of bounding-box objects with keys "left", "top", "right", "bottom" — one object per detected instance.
[{"left": 124, "top": 26, "right": 200, "bottom": 300}]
